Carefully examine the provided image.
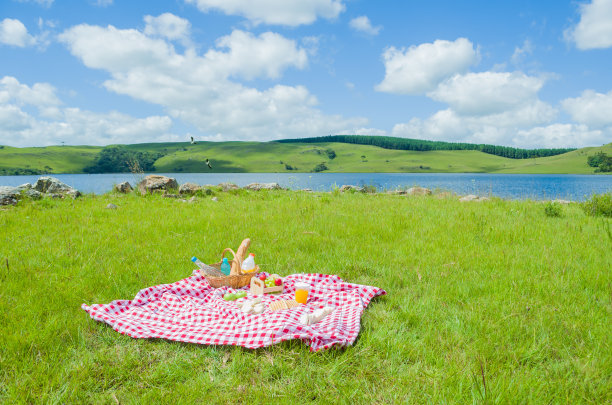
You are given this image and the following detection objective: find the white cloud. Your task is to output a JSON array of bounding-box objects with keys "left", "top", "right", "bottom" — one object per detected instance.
[
  {"left": 94, "top": 0, "right": 113, "bottom": 6},
  {"left": 184, "top": 0, "right": 345, "bottom": 26},
  {"left": 376, "top": 38, "right": 479, "bottom": 95},
  {"left": 349, "top": 16, "right": 381, "bottom": 35},
  {"left": 0, "top": 76, "right": 175, "bottom": 147},
  {"left": 337, "top": 127, "right": 386, "bottom": 136},
  {"left": 565, "top": 0, "right": 612, "bottom": 50},
  {"left": 428, "top": 71, "right": 545, "bottom": 115},
  {"left": 206, "top": 30, "right": 308, "bottom": 80},
  {"left": 513, "top": 124, "right": 607, "bottom": 149},
  {"left": 562, "top": 89, "right": 612, "bottom": 127},
  {"left": 58, "top": 23, "right": 367, "bottom": 141},
  {"left": 511, "top": 39, "right": 534, "bottom": 65},
  {"left": 0, "top": 18, "right": 36, "bottom": 47},
  {"left": 15, "top": 0, "right": 53, "bottom": 7},
  {"left": 144, "top": 13, "right": 191, "bottom": 45},
  {"left": 390, "top": 69, "right": 563, "bottom": 147}
]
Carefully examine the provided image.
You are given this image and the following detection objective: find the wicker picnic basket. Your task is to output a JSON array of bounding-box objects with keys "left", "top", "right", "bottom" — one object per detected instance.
[{"left": 203, "top": 239, "right": 259, "bottom": 288}]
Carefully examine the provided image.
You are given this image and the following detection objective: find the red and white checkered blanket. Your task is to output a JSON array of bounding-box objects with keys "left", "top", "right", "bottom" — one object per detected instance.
[{"left": 82, "top": 272, "right": 386, "bottom": 351}]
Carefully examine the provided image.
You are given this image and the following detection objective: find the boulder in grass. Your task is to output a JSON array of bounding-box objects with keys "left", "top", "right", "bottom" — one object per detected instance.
[
  {"left": 138, "top": 175, "right": 178, "bottom": 195},
  {"left": 459, "top": 194, "right": 490, "bottom": 202},
  {"left": 179, "top": 182, "right": 201, "bottom": 195},
  {"left": 25, "top": 189, "right": 43, "bottom": 200},
  {"left": 16, "top": 183, "right": 32, "bottom": 192},
  {"left": 244, "top": 182, "right": 283, "bottom": 191},
  {"left": 339, "top": 185, "right": 365, "bottom": 193},
  {"left": 34, "top": 176, "right": 75, "bottom": 194},
  {"left": 113, "top": 181, "right": 133, "bottom": 193},
  {"left": 218, "top": 182, "right": 239, "bottom": 191},
  {"left": 0, "top": 186, "right": 20, "bottom": 206},
  {"left": 407, "top": 187, "right": 432, "bottom": 196}
]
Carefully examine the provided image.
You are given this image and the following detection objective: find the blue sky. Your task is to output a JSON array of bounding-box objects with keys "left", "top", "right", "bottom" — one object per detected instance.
[{"left": 1, "top": 0, "right": 612, "bottom": 148}]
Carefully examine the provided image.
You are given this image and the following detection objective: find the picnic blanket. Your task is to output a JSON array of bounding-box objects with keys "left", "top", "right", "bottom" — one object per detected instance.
[{"left": 82, "top": 272, "right": 386, "bottom": 351}]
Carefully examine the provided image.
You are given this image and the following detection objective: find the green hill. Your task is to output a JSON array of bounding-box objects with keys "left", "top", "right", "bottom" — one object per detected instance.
[{"left": 0, "top": 141, "right": 611, "bottom": 175}]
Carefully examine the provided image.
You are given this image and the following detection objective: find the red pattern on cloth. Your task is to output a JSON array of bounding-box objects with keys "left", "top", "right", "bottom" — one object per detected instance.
[{"left": 82, "top": 272, "right": 386, "bottom": 351}]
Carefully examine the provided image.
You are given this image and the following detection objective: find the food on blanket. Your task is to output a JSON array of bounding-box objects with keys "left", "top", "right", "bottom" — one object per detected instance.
[
  {"left": 294, "top": 282, "right": 310, "bottom": 304},
  {"left": 299, "top": 306, "right": 335, "bottom": 326},
  {"left": 237, "top": 296, "right": 264, "bottom": 314},
  {"left": 259, "top": 273, "right": 267, "bottom": 281},
  {"left": 274, "top": 278, "right": 282, "bottom": 286},
  {"left": 232, "top": 238, "right": 251, "bottom": 275},
  {"left": 223, "top": 291, "right": 247, "bottom": 301},
  {"left": 268, "top": 299, "right": 300, "bottom": 311}
]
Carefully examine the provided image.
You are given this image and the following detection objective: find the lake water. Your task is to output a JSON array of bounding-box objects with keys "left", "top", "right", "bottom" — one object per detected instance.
[{"left": 0, "top": 172, "right": 611, "bottom": 201}]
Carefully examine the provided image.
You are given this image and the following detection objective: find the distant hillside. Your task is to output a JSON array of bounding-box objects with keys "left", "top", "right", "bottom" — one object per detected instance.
[
  {"left": 0, "top": 140, "right": 610, "bottom": 175},
  {"left": 277, "top": 135, "right": 576, "bottom": 159}
]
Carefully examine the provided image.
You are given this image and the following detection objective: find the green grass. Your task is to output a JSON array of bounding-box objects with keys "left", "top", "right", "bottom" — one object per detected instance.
[
  {"left": 2, "top": 141, "right": 611, "bottom": 174},
  {"left": 1, "top": 191, "right": 610, "bottom": 403}
]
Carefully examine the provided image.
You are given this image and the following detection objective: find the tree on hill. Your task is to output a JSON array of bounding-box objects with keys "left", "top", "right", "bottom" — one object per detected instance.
[
  {"left": 84, "top": 146, "right": 164, "bottom": 173},
  {"left": 587, "top": 152, "right": 612, "bottom": 172}
]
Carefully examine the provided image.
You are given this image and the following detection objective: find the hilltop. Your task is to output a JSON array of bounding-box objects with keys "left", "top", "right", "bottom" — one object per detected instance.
[{"left": 0, "top": 138, "right": 611, "bottom": 175}]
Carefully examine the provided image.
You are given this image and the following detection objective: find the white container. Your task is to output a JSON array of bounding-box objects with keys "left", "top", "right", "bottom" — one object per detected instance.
[{"left": 241, "top": 253, "right": 256, "bottom": 272}]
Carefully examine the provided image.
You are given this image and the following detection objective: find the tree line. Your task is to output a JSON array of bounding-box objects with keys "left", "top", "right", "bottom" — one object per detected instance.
[
  {"left": 84, "top": 146, "right": 164, "bottom": 173},
  {"left": 276, "top": 135, "right": 576, "bottom": 159}
]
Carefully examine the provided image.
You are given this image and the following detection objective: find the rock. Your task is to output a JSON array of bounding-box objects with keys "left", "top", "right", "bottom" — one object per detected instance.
[
  {"left": 211, "top": 197, "right": 219, "bottom": 202},
  {"left": 24, "top": 189, "right": 43, "bottom": 200},
  {"left": 459, "top": 194, "right": 490, "bottom": 202},
  {"left": 105, "top": 203, "right": 118, "bottom": 209},
  {"left": 301, "top": 188, "right": 313, "bottom": 192},
  {"left": 552, "top": 199, "right": 571, "bottom": 205},
  {"left": 244, "top": 182, "right": 283, "bottom": 191},
  {"left": 387, "top": 189, "right": 407, "bottom": 195},
  {"left": 179, "top": 182, "right": 201, "bottom": 195},
  {"left": 188, "top": 196, "right": 197, "bottom": 203},
  {"left": 218, "top": 182, "right": 239, "bottom": 191},
  {"left": 0, "top": 186, "right": 20, "bottom": 206},
  {"left": 16, "top": 183, "right": 32, "bottom": 191},
  {"left": 339, "top": 185, "right": 365, "bottom": 193},
  {"left": 200, "top": 187, "right": 213, "bottom": 195},
  {"left": 34, "top": 176, "right": 74, "bottom": 194},
  {"left": 66, "top": 189, "right": 82, "bottom": 199},
  {"left": 113, "top": 181, "right": 133, "bottom": 193},
  {"left": 407, "top": 187, "right": 432, "bottom": 196},
  {"left": 49, "top": 193, "right": 63, "bottom": 199},
  {"left": 137, "top": 175, "right": 178, "bottom": 194},
  {"left": 162, "top": 193, "right": 181, "bottom": 198}
]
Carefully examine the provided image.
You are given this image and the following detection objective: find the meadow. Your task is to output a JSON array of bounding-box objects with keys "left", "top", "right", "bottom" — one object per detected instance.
[
  {"left": 1, "top": 141, "right": 611, "bottom": 175},
  {"left": 0, "top": 189, "right": 611, "bottom": 403}
]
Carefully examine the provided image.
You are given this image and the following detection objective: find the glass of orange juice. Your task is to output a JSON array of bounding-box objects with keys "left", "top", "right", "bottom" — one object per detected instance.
[{"left": 294, "top": 282, "right": 310, "bottom": 304}]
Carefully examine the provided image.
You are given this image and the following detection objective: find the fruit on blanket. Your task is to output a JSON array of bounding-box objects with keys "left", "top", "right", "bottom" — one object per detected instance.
[
  {"left": 235, "top": 291, "right": 247, "bottom": 299},
  {"left": 259, "top": 274, "right": 266, "bottom": 281},
  {"left": 274, "top": 278, "right": 282, "bottom": 286},
  {"left": 223, "top": 293, "right": 237, "bottom": 301}
]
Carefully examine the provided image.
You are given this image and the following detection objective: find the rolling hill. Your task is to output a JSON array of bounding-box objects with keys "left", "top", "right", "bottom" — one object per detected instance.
[{"left": 0, "top": 141, "right": 611, "bottom": 175}]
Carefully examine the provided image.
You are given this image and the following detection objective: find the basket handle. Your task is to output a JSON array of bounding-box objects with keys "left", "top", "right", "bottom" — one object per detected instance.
[{"left": 221, "top": 247, "right": 243, "bottom": 275}]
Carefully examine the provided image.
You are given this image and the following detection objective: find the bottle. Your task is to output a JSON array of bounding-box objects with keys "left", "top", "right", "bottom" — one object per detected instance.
[
  {"left": 241, "top": 253, "right": 256, "bottom": 273},
  {"left": 191, "top": 256, "right": 205, "bottom": 269},
  {"left": 220, "top": 257, "right": 231, "bottom": 275}
]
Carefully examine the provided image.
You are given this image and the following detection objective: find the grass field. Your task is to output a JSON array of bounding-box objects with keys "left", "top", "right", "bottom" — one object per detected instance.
[
  {"left": 1, "top": 141, "right": 611, "bottom": 175},
  {"left": 1, "top": 190, "right": 610, "bottom": 403}
]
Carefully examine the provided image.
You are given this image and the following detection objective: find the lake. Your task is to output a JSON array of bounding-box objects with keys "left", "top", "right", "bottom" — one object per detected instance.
[{"left": 0, "top": 172, "right": 611, "bottom": 201}]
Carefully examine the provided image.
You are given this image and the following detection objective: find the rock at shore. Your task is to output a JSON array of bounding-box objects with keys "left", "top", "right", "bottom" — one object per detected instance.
[
  {"left": 114, "top": 181, "right": 133, "bottom": 193},
  {"left": 179, "top": 182, "right": 201, "bottom": 195},
  {"left": 138, "top": 175, "right": 178, "bottom": 194},
  {"left": 459, "top": 194, "right": 490, "bottom": 202},
  {"left": 0, "top": 186, "right": 20, "bottom": 206},
  {"left": 244, "top": 182, "right": 283, "bottom": 191},
  {"left": 339, "top": 185, "right": 365, "bottom": 193},
  {"left": 218, "top": 182, "right": 239, "bottom": 191},
  {"left": 407, "top": 187, "right": 432, "bottom": 196},
  {"left": 34, "top": 176, "right": 81, "bottom": 199}
]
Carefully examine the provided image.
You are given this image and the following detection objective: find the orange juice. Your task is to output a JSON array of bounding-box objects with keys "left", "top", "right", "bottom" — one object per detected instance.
[{"left": 295, "top": 282, "right": 310, "bottom": 304}]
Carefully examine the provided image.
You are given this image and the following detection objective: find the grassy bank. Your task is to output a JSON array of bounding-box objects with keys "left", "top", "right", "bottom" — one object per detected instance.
[
  {"left": 1, "top": 141, "right": 611, "bottom": 175},
  {"left": 1, "top": 191, "right": 611, "bottom": 403}
]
